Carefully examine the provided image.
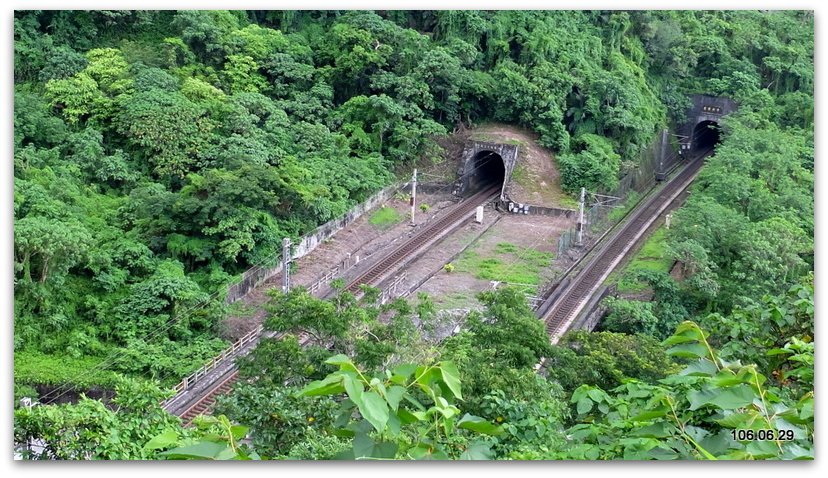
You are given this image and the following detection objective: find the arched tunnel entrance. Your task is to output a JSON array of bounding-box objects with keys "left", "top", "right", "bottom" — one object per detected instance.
[
  {"left": 692, "top": 120, "right": 721, "bottom": 156},
  {"left": 468, "top": 150, "right": 506, "bottom": 194}
]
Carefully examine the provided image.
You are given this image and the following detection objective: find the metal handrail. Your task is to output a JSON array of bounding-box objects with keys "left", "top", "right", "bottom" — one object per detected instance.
[
  {"left": 166, "top": 324, "right": 264, "bottom": 397},
  {"left": 163, "top": 256, "right": 362, "bottom": 406}
]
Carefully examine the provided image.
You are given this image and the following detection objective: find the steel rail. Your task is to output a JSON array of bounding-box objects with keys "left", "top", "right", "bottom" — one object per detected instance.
[{"left": 540, "top": 148, "right": 713, "bottom": 343}]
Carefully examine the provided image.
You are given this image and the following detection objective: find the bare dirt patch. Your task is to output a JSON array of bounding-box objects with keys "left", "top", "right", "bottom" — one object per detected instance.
[
  {"left": 415, "top": 213, "right": 576, "bottom": 311},
  {"left": 470, "top": 123, "right": 576, "bottom": 209}
]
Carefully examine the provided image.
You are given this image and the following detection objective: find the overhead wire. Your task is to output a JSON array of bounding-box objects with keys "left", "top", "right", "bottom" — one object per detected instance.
[
  {"left": 39, "top": 124, "right": 706, "bottom": 406},
  {"left": 38, "top": 148, "right": 510, "bottom": 405}
]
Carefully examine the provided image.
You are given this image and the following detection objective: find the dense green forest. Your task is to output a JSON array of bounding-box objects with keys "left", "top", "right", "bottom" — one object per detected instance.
[{"left": 14, "top": 10, "right": 813, "bottom": 460}]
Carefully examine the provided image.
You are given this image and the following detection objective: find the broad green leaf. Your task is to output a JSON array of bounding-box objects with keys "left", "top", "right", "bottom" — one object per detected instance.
[
  {"left": 713, "top": 367, "right": 765, "bottom": 388},
  {"left": 333, "top": 448, "right": 356, "bottom": 460},
  {"left": 631, "top": 422, "right": 671, "bottom": 439},
  {"left": 576, "top": 396, "right": 593, "bottom": 415},
  {"left": 353, "top": 432, "right": 398, "bottom": 460},
  {"left": 403, "top": 393, "right": 427, "bottom": 412},
  {"left": 459, "top": 442, "right": 493, "bottom": 460},
  {"left": 359, "top": 391, "right": 389, "bottom": 434},
  {"left": 570, "top": 385, "right": 588, "bottom": 403},
  {"left": 438, "top": 361, "right": 463, "bottom": 400},
  {"left": 714, "top": 411, "right": 762, "bottom": 429},
  {"left": 414, "top": 365, "right": 437, "bottom": 392},
  {"left": 698, "top": 430, "right": 733, "bottom": 457},
  {"left": 661, "top": 334, "right": 697, "bottom": 346},
  {"left": 392, "top": 363, "right": 417, "bottom": 380},
  {"left": 386, "top": 410, "right": 401, "bottom": 438},
  {"left": 159, "top": 441, "right": 229, "bottom": 460},
  {"left": 343, "top": 373, "right": 364, "bottom": 408},
  {"left": 408, "top": 444, "right": 449, "bottom": 460},
  {"left": 299, "top": 373, "right": 345, "bottom": 397},
  {"left": 688, "top": 384, "right": 755, "bottom": 411},
  {"left": 666, "top": 343, "right": 708, "bottom": 359},
  {"left": 396, "top": 408, "right": 419, "bottom": 425},
  {"left": 143, "top": 429, "right": 179, "bottom": 451},
  {"left": 436, "top": 404, "right": 459, "bottom": 420},
  {"left": 229, "top": 425, "right": 249, "bottom": 441},
  {"left": 781, "top": 443, "right": 814, "bottom": 460},
  {"left": 679, "top": 359, "right": 718, "bottom": 377},
  {"left": 630, "top": 407, "right": 669, "bottom": 422},
  {"left": 648, "top": 447, "right": 680, "bottom": 460},
  {"left": 385, "top": 385, "right": 406, "bottom": 411},
  {"left": 799, "top": 397, "right": 814, "bottom": 420},
  {"left": 745, "top": 439, "right": 778, "bottom": 459},
  {"left": 325, "top": 354, "right": 358, "bottom": 373},
  {"left": 674, "top": 321, "right": 706, "bottom": 339},
  {"left": 586, "top": 388, "right": 605, "bottom": 402},
  {"left": 370, "top": 378, "right": 387, "bottom": 399},
  {"left": 457, "top": 414, "right": 504, "bottom": 436}
]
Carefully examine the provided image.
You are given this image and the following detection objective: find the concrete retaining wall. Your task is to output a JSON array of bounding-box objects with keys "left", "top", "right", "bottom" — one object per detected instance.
[
  {"left": 570, "top": 284, "right": 617, "bottom": 332},
  {"left": 497, "top": 199, "right": 576, "bottom": 218}
]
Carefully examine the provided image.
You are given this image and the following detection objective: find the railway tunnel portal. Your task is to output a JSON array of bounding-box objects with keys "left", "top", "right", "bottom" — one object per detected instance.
[
  {"left": 457, "top": 141, "right": 517, "bottom": 200},
  {"left": 677, "top": 94, "right": 736, "bottom": 159}
]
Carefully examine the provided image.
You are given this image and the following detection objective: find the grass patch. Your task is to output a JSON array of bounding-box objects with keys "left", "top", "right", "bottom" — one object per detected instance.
[
  {"left": 558, "top": 194, "right": 580, "bottom": 210},
  {"left": 511, "top": 163, "right": 529, "bottom": 186},
  {"left": 14, "top": 350, "right": 125, "bottom": 391},
  {"left": 616, "top": 227, "right": 672, "bottom": 293},
  {"left": 455, "top": 241, "right": 555, "bottom": 293},
  {"left": 434, "top": 291, "right": 479, "bottom": 310},
  {"left": 369, "top": 206, "right": 403, "bottom": 230}
]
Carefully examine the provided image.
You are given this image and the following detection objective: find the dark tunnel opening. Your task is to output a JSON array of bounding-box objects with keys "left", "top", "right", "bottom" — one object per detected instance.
[
  {"left": 692, "top": 120, "right": 721, "bottom": 155},
  {"left": 471, "top": 150, "right": 506, "bottom": 192}
]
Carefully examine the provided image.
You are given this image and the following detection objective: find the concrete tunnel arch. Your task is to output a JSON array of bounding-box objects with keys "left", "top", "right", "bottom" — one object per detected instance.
[
  {"left": 692, "top": 120, "right": 721, "bottom": 155},
  {"left": 457, "top": 141, "right": 519, "bottom": 200}
]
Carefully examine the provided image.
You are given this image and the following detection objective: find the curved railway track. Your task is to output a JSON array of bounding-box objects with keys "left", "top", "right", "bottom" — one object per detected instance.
[
  {"left": 345, "top": 184, "right": 500, "bottom": 293},
  {"left": 171, "top": 184, "right": 500, "bottom": 423},
  {"left": 541, "top": 149, "right": 711, "bottom": 342}
]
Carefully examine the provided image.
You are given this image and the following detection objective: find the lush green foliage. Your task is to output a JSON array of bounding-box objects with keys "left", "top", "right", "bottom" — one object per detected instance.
[
  {"left": 560, "top": 320, "right": 813, "bottom": 460},
  {"left": 15, "top": 379, "right": 182, "bottom": 460},
  {"left": 545, "top": 330, "right": 678, "bottom": 394},
  {"left": 14, "top": 9, "right": 813, "bottom": 461}
]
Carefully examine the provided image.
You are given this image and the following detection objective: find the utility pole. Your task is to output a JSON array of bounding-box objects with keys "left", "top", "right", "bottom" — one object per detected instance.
[
  {"left": 282, "top": 237, "right": 291, "bottom": 293},
  {"left": 576, "top": 187, "right": 586, "bottom": 246},
  {"left": 410, "top": 168, "right": 417, "bottom": 226}
]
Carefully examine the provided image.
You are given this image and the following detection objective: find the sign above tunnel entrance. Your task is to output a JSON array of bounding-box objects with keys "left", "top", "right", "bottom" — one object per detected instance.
[{"left": 677, "top": 94, "right": 737, "bottom": 155}]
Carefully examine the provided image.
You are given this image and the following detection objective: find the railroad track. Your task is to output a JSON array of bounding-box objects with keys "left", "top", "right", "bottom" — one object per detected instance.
[
  {"left": 171, "top": 330, "right": 310, "bottom": 424},
  {"left": 169, "top": 185, "right": 499, "bottom": 423},
  {"left": 344, "top": 184, "right": 500, "bottom": 293},
  {"left": 179, "top": 370, "right": 239, "bottom": 425},
  {"left": 541, "top": 149, "right": 712, "bottom": 342}
]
